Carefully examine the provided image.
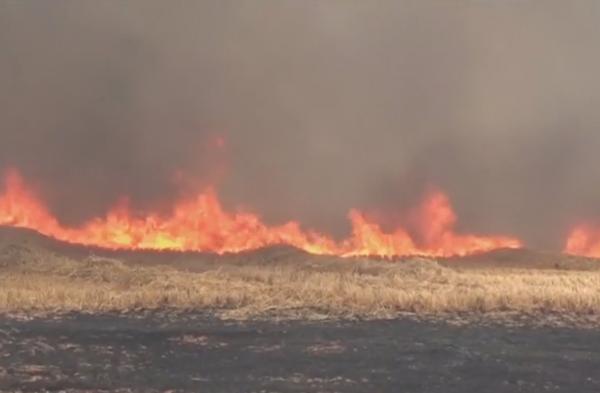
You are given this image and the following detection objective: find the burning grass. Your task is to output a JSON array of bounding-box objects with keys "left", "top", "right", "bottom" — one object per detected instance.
[
  {"left": 1, "top": 244, "right": 600, "bottom": 322},
  {"left": 0, "top": 169, "right": 522, "bottom": 257}
]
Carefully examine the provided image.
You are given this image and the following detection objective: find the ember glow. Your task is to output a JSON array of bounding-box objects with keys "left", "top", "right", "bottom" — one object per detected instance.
[
  {"left": 565, "top": 225, "right": 600, "bottom": 258},
  {"left": 0, "top": 169, "right": 522, "bottom": 257}
]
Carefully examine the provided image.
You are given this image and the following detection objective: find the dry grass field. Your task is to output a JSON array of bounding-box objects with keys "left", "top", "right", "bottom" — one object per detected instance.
[{"left": 2, "top": 227, "right": 600, "bottom": 324}]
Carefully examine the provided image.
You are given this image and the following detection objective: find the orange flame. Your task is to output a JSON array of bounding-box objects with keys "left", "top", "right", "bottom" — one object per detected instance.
[
  {"left": 564, "top": 225, "right": 600, "bottom": 257},
  {"left": 0, "top": 169, "right": 522, "bottom": 257}
]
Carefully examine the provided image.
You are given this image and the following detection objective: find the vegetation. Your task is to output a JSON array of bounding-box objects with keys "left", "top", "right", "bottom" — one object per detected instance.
[{"left": 2, "top": 243, "right": 600, "bottom": 323}]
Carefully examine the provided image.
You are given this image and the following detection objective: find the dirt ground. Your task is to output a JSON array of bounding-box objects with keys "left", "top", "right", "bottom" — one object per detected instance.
[{"left": 1, "top": 312, "right": 599, "bottom": 393}]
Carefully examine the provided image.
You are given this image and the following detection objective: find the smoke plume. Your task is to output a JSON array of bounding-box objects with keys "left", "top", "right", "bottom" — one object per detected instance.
[{"left": 1, "top": 1, "right": 600, "bottom": 249}]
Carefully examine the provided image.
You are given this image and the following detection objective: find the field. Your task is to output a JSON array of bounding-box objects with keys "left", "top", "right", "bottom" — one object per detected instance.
[
  {"left": 1, "top": 226, "right": 600, "bottom": 325},
  {"left": 3, "top": 226, "right": 600, "bottom": 392}
]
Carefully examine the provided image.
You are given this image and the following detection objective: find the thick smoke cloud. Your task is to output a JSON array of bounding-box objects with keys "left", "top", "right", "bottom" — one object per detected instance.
[{"left": 1, "top": 1, "right": 600, "bottom": 249}]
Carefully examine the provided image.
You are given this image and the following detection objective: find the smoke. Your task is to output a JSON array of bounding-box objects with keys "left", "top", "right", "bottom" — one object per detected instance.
[{"left": 1, "top": 0, "right": 600, "bottom": 249}]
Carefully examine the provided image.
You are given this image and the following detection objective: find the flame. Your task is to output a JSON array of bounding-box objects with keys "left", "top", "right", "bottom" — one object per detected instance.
[
  {"left": 564, "top": 225, "right": 600, "bottom": 257},
  {"left": 0, "top": 169, "right": 522, "bottom": 257}
]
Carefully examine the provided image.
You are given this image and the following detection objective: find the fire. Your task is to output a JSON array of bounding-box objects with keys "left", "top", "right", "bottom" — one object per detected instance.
[
  {"left": 565, "top": 225, "right": 600, "bottom": 257},
  {"left": 0, "top": 169, "right": 522, "bottom": 257}
]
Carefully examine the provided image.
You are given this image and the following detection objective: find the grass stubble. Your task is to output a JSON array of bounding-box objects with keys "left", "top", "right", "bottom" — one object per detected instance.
[{"left": 1, "top": 242, "right": 600, "bottom": 327}]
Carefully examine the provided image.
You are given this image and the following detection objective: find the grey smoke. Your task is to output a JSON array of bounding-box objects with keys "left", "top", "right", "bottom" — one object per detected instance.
[{"left": 1, "top": 0, "right": 600, "bottom": 249}]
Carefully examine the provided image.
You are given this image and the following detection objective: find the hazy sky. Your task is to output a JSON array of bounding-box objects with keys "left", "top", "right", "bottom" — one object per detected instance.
[{"left": 1, "top": 1, "right": 600, "bottom": 249}]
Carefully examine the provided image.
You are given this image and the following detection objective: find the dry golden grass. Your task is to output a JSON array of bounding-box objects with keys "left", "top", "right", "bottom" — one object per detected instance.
[{"left": 2, "top": 245, "right": 600, "bottom": 322}]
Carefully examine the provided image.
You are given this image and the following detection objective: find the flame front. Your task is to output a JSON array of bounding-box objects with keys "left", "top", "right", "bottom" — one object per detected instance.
[{"left": 0, "top": 169, "right": 522, "bottom": 257}]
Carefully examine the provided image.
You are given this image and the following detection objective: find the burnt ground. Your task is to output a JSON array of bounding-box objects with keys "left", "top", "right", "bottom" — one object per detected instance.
[{"left": 1, "top": 313, "right": 600, "bottom": 393}]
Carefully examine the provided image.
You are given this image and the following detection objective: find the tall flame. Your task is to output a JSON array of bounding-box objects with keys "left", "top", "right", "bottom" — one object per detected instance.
[
  {"left": 565, "top": 225, "right": 600, "bottom": 257},
  {"left": 0, "top": 169, "right": 522, "bottom": 257}
]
